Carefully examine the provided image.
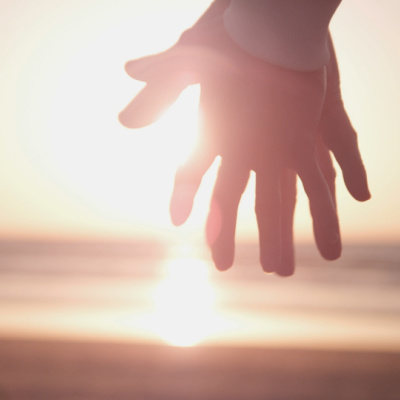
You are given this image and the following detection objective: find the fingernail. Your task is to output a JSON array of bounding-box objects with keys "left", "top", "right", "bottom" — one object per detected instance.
[
  {"left": 329, "top": 230, "right": 340, "bottom": 244},
  {"left": 262, "top": 263, "right": 276, "bottom": 274}
]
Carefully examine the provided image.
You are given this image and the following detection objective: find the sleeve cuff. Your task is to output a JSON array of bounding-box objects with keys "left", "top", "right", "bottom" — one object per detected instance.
[{"left": 223, "top": 0, "right": 341, "bottom": 71}]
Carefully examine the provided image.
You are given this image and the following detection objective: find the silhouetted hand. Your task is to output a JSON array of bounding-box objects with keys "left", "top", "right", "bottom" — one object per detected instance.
[
  {"left": 120, "top": 12, "right": 369, "bottom": 275},
  {"left": 318, "top": 34, "right": 370, "bottom": 203}
]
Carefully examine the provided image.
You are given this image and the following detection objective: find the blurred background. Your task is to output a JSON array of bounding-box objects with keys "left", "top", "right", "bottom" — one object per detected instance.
[
  {"left": 0, "top": 1, "right": 399, "bottom": 399},
  {"left": 1, "top": 0, "right": 399, "bottom": 243}
]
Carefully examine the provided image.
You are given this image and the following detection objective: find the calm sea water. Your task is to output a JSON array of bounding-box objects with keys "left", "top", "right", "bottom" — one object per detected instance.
[{"left": 0, "top": 240, "right": 399, "bottom": 351}]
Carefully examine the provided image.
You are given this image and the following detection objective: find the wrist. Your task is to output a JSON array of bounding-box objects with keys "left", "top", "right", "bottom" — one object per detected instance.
[{"left": 223, "top": 0, "right": 341, "bottom": 71}]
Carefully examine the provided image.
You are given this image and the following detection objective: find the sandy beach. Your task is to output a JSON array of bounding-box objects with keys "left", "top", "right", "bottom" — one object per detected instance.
[
  {"left": 0, "top": 241, "right": 399, "bottom": 399},
  {"left": 1, "top": 338, "right": 399, "bottom": 400}
]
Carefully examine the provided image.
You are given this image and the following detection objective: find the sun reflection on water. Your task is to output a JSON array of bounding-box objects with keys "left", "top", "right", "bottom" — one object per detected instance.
[{"left": 148, "top": 257, "right": 223, "bottom": 347}]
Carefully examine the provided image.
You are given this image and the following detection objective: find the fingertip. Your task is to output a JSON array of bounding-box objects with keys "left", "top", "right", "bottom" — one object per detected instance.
[
  {"left": 170, "top": 213, "right": 188, "bottom": 227},
  {"left": 118, "top": 109, "right": 143, "bottom": 129},
  {"left": 209, "top": 239, "right": 235, "bottom": 272},
  {"left": 261, "top": 263, "right": 276, "bottom": 275},
  {"left": 169, "top": 186, "right": 196, "bottom": 226},
  {"left": 363, "top": 191, "right": 372, "bottom": 201},
  {"left": 262, "top": 260, "right": 295, "bottom": 276},
  {"left": 310, "top": 198, "right": 342, "bottom": 260},
  {"left": 343, "top": 171, "right": 371, "bottom": 202},
  {"left": 275, "top": 258, "right": 295, "bottom": 277},
  {"left": 316, "top": 235, "right": 342, "bottom": 261},
  {"left": 322, "top": 250, "right": 341, "bottom": 261},
  {"left": 260, "top": 252, "right": 279, "bottom": 274},
  {"left": 211, "top": 243, "right": 234, "bottom": 271},
  {"left": 351, "top": 187, "right": 371, "bottom": 202},
  {"left": 214, "top": 259, "right": 233, "bottom": 272},
  {"left": 118, "top": 110, "right": 129, "bottom": 128},
  {"left": 276, "top": 240, "right": 295, "bottom": 277},
  {"left": 275, "top": 269, "right": 294, "bottom": 278},
  {"left": 259, "top": 242, "right": 281, "bottom": 275},
  {"left": 260, "top": 250, "right": 279, "bottom": 274},
  {"left": 208, "top": 223, "right": 235, "bottom": 273},
  {"left": 124, "top": 60, "right": 138, "bottom": 78},
  {"left": 124, "top": 57, "right": 155, "bottom": 82},
  {"left": 118, "top": 90, "right": 163, "bottom": 129}
]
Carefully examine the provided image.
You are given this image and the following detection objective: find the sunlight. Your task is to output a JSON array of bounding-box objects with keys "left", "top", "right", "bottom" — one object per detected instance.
[
  {"left": 14, "top": 7, "right": 255, "bottom": 240},
  {"left": 148, "top": 257, "right": 220, "bottom": 347},
  {"left": 144, "top": 84, "right": 201, "bottom": 167},
  {"left": 47, "top": 36, "right": 203, "bottom": 232}
]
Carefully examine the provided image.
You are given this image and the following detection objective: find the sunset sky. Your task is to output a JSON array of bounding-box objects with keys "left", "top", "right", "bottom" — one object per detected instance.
[{"left": 0, "top": 0, "right": 399, "bottom": 245}]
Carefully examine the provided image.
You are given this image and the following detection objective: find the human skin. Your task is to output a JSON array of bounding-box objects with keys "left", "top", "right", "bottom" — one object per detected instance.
[{"left": 119, "top": 7, "right": 370, "bottom": 276}]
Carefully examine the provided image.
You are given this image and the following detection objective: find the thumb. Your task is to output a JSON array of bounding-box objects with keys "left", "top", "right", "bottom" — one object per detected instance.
[
  {"left": 124, "top": 46, "right": 198, "bottom": 84},
  {"left": 119, "top": 79, "right": 186, "bottom": 129},
  {"left": 120, "top": 46, "right": 199, "bottom": 129}
]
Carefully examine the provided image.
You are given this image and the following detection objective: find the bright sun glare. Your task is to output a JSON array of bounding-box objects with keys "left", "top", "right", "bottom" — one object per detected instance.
[{"left": 149, "top": 257, "right": 220, "bottom": 347}]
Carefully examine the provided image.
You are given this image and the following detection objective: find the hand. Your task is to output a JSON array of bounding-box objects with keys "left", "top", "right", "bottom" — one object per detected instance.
[
  {"left": 167, "top": 20, "right": 339, "bottom": 273},
  {"left": 120, "top": 14, "right": 369, "bottom": 275}
]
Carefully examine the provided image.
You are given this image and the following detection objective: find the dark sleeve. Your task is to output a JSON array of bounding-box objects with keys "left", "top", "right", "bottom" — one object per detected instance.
[
  {"left": 190, "top": 0, "right": 230, "bottom": 27},
  {"left": 178, "top": 0, "right": 230, "bottom": 45}
]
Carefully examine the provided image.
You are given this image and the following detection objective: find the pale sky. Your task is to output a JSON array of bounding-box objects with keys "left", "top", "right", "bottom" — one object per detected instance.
[{"left": 0, "top": 0, "right": 399, "bottom": 244}]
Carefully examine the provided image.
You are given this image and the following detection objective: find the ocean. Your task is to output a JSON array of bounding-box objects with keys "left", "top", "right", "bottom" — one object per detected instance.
[{"left": 0, "top": 239, "right": 399, "bottom": 352}]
